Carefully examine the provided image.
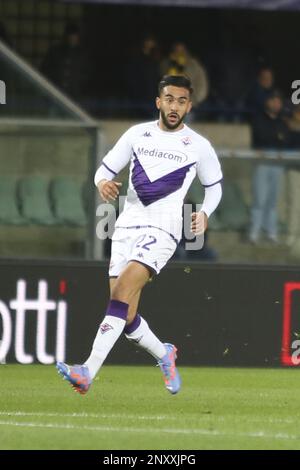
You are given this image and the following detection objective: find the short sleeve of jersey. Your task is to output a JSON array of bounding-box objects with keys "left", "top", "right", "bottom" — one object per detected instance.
[
  {"left": 101, "top": 126, "right": 134, "bottom": 175},
  {"left": 196, "top": 142, "right": 223, "bottom": 187}
]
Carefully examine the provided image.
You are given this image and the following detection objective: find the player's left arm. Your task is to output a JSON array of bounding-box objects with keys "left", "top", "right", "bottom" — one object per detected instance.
[
  {"left": 191, "top": 142, "right": 223, "bottom": 235},
  {"left": 191, "top": 183, "right": 222, "bottom": 234}
]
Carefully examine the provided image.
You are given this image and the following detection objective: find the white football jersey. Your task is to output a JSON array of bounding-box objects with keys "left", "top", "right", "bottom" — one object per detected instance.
[{"left": 95, "top": 121, "right": 222, "bottom": 242}]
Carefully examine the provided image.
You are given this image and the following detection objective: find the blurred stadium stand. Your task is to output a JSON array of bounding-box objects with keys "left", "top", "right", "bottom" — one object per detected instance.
[
  {"left": 0, "top": 175, "right": 25, "bottom": 225},
  {"left": 19, "top": 175, "right": 57, "bottom": 225},
  {"left": 0, "top": 0, "right": 300, "bottom": 265},
  {"left": 51, "top": 176, "right": 87, "bottom": 226},
  {"left": 0, "top": 34, "right": 101, "bottom": 258}
]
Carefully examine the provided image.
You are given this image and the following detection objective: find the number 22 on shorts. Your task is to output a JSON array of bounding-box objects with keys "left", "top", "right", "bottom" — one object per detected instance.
[{"left": 135, "top": 234, "right": 157, "bottom": 251}]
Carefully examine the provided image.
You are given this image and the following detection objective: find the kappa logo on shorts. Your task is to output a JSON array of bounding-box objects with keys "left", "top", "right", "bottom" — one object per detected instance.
[
  {"left": 100, "top": 323, "right": 114, "bottom": 334},
  {"left": 137, "top": 252, "right": 144, "bottom": 258}
]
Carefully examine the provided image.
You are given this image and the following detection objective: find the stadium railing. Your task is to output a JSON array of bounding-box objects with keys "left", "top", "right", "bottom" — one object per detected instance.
[{"left": 0, "top": 38, "right": 106, "bottom": 260}]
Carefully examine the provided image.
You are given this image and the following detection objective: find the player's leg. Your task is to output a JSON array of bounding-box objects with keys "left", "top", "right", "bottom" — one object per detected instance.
[
  {"left": 82, "top": 261, "right": 150, "bottom": 378},
  {"left": 123, "top": 298, "right": 181, "bottom": 394},
  {"left": 120, "top": 229, "right": 181, "bottom": 394},
  {"left": 109, "top": 276, "right": 169, "bottom": 361},
  {"left": 56, "top": 261, "right": 150, "bottom": 394},
  {"left": 109, "top": 276, "right": 141, "bottom": 324},
  {"left": 110, "top": 266, "right": 180, "bottom": 394}
]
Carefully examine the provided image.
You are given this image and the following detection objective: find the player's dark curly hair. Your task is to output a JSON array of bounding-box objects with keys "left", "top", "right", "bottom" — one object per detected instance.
[{"left": 158, "top": 75, "right": 193, "bottom": 96}]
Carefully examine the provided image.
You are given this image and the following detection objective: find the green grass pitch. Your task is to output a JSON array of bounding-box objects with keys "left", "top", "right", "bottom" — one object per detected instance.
[{"left": 1, "top": 365, "right": 300, "bottom": 450}]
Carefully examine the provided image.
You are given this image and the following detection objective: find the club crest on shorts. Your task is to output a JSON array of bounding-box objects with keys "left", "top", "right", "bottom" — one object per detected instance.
[{"left": 100, "top": 323, "right": 113, "bottom": 334}]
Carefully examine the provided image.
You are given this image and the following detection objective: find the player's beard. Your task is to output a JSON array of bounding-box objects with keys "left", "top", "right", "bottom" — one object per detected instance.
[{"left": 160, "top": 109, "right": 186, "bottom": 130}]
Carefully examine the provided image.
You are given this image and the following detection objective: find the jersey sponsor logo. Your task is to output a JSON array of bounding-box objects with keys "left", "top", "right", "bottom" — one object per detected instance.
[
  {"left": 100, "top": 323, "right": 114, "bottom": 334},
  {"left": 142, "top": 132, "right": 152, "bottom": 137},
  {"left": 136, "top": 147, "right": 188, "bottom": 164}
]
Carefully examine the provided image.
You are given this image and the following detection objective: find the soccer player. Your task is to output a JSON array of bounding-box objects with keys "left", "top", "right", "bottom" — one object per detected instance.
[{"left": 57, "top": 75, "right": 223, "bottom": 395}]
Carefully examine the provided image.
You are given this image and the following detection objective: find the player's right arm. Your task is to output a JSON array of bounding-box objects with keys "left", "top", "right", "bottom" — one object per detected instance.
[
  {"left": 97, "top": 179, "right": 122, "bottom": 203},
  {"left": 94, "top": 127, "right": 133, "bottom": 202}
]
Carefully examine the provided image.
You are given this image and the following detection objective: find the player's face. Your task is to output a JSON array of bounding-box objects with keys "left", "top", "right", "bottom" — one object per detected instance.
[{"left": 156, "top": 85, "right": 192, "bottom": 131}]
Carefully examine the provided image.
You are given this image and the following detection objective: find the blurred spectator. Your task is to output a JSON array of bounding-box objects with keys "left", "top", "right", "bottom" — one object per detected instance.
[
  {"left": 246, "top": 67, "right": 275, "bottom": 117},
  {"left": 174, "top": 230, "right": 218, "bottom": 261},
  {"left": 41, "top": 23, "right": 90, "bottom": 101},
  {"left": 287, "top": 104, "right": 300, "bottom": 147},
  {"left": 173, "top": 199, "right": 218, "bottom": 261},
  {"left": 205, "top": 39, "right": 256, "bottom": 122},
  {"left": 249, "top": 91, "right": 290, "bottom": 244},
  {"left": 285, "top": 105, "right": 300, "bottom": 247},
  {"left": 125, "top": 35, "right": 161, "bottom": 118},
  {"left": 160, "top": 42, "right": 209, "bottom": 118}
]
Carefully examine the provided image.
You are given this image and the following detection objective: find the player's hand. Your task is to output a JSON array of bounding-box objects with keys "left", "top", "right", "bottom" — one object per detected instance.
[
  {"left": 190, "top": 211, "right": 208, "bottom": 235},
  {"left": 97, "top": 179, "right": 122, "bottom": 202}
]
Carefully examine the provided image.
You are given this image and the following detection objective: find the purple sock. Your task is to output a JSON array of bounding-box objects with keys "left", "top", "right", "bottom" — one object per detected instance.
[
  {"left": 106, "top": 300, "right": 128, "bottom": 321},
  {"left": 124, "top": 314, "right": 141, "bottom": 335}
]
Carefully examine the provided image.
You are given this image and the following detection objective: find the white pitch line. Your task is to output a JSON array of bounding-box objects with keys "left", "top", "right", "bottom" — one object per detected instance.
[
  {"left": 0, "top": 420, "right": 299, "bottom": 441},
  {"left": 0, "top": 411, "right": 175, "bottom": 421},
  {"left": 0, "top": 411, "right": 298, "bottom": 426}
]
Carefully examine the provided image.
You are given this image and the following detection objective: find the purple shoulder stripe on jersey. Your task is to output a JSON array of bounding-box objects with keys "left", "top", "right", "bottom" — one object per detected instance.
[
  {"left": 131, "top": 153, "right": 195, "bottom": 206},
  {"left": 202, "top": 178, "right": 223, "bottom": 188},
  {"left": 102, "top": 162, "right": 117, "bottom": 176}
]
